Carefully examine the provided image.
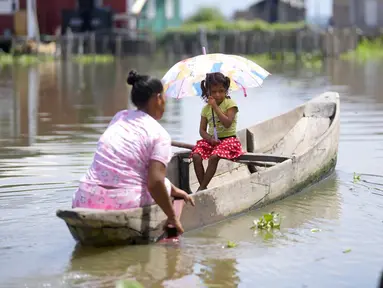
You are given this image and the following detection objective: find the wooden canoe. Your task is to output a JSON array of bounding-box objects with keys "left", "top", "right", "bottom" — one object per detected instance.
[{"left": 56, "top": 91, "right": 340, "bottom": 246}]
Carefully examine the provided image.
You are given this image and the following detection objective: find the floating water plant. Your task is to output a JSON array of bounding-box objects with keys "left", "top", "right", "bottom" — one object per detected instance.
[
  {"left": 251, "top": 212, "right": 281, "bottom": 230},
  {"left": 311, "top": 228, "right": 321, "bottom": 233},
  {"left": 115, "top": 279, "right": 144, "bottom": 288},
  {"left": 353, "top": 172, "right": 361, "bottom": 183},
  {"left": 225, "top": 240, "right": 238, "bottom": 248},
  {"left": 343, "top": 248, "right": 352, "bottom": 254}
]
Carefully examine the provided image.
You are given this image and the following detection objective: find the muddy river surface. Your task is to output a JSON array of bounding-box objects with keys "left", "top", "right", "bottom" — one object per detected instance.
[{"left": 0, "top": 58, "right": 383, "bottom": 287}]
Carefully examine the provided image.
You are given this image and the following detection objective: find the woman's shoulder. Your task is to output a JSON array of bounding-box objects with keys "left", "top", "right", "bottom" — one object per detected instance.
[{"left": 144, "top": 116, "right": 171, "bottom": 141}]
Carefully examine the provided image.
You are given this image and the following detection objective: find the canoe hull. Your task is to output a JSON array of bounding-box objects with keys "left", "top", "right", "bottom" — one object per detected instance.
[{"left": 56, "top": 91, "right": 340, "bottom": 247}]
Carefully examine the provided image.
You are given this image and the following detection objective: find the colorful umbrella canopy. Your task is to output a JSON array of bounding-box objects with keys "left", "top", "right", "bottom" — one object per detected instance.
[{"left": 161, "top": 53, "right": 271, "bottom": 100}]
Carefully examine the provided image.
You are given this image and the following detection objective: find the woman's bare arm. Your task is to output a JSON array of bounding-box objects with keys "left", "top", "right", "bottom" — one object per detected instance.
[{"left": 147, "top": 160, "right": 176, "bottom": 219}]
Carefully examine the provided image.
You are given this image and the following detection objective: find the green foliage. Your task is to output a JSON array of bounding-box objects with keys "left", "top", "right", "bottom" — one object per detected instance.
[
  {"left": 251, "top": 212, "right": 281, "bottom": 230},
  {"left": 353, "top": 172, "right": 361, "bottom": 183},
  {"left": 246, "top": 52, "right": 323, "bottom": 70},
  {"left": 341, "top": 36, "right": 383, "bottom": 62},
  {"left": 225, "top": 240, "right": 238, "bottom": 248},
  {"left": 185, "top": 7, "right": 226, "bottom": 24},
  {"left": 72, "top": 54, "right": 115, "bottom": 64},
  {"left": 165, "top": 19, "right": 306, "bottom": 35},
  {"left": 0, "top": 54, "right": 55, "bottom": 66},
  {"left": 115, "top": 280, "right": 144, "bottom": 288}
]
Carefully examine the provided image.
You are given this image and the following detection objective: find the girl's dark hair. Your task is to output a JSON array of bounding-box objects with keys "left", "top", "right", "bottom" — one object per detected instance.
[
  {"left": 201, "top": 72, "right": 231, "bottom": 102},
  {"left": 127, "top": 70, "right": 163, "bottom": 107}
]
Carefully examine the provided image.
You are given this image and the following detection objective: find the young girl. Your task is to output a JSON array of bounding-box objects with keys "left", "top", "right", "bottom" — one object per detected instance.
[{"left": 190, "top": 72, "right": 244, "bottom": 191}]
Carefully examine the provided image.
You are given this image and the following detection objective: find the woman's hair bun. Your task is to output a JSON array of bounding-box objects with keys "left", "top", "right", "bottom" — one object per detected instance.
[{"left": 127, "top": 70, "right": 139, "bottom": 86}]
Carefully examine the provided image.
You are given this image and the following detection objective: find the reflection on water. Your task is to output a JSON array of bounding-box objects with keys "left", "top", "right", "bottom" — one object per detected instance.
[{"left": 1, "top": 58, "right": 383, "bottom": 287}]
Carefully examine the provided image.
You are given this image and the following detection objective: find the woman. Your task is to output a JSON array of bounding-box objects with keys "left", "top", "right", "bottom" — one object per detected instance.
[{"left": 72, "top": 70, "right": 194, "bottom": 235}]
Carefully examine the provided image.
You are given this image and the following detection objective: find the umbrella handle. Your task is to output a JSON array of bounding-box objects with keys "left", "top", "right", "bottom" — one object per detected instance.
[
  {"left": 203, "top": 46, "right": 218, "bottom": 140},
  {"left": 211, "top": 107, "right": 218, "bottom": 141}
]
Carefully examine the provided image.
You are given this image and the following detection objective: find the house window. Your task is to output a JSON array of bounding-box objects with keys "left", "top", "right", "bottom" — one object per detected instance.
[
  {"left": 12, "top": 0, "right": 19, "bottom": 12},
  {"left": 165, "top": 0, "right": 174, "bottom": 20},
  {"left": 0, "top": 0, "right": 19, "bottom": 14},
  {"left": 365, "top": 0, "right": 378, "bottom": 27},
  {"left": 147, "top": 0, "right": 156, "bottom": 19}
]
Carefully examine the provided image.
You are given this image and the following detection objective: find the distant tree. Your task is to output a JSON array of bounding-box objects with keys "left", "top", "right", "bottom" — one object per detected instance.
[{"left": 185, "top": 7, "right": 226, "bottom": 23}]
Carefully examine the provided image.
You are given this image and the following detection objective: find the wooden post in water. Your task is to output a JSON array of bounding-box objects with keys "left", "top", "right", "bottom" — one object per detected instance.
[
  {"left": 78, "top": 34, "right": 84, "bottom": 55},
  {"left": 199, "top": 27, "right": 208, "bottom": 54},
  {"left": 324, "top": 28, "right": 332, "bottom": 58},
  {"left": 333, "top": 29, "right": 340, "bottom": 58},
  {"left": 67, "top": 34, "right": 73, "bottom": 59},
  {"left": 218, "top": 32, "right": 225, "bottom": 53},
  {"left": 90, "top": 33, "right": 96, "bottom": 54},
  {"left": 234, "top": 31, "right": 240, "bottom": 55},
  {"left": 116, "top": 35, "right": 122, "bottom": 57},
  {"left": 295, "top": 30, "right": 303, "bottom": 60},
  {"left": 278, "top": 31, "right": 284, "bottom": 60},
  {"left": 102, "top": 35, "right": 108, "bottom": 54}
]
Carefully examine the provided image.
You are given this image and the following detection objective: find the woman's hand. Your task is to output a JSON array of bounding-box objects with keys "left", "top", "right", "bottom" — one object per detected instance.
[
  {"left": 208, "top": 96, "right": 218, "bottom": 108},
  {"left": 164, "top": 216, "right": 184, "bottom": 235}
]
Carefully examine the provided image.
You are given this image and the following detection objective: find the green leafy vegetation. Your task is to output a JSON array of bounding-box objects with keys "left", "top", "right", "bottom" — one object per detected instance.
[
  {"left": 251, "top": 212, "right": 281, "bottom": 230},
  {"left": 184, "top": 7, "right": 226, "bottom": 24},
  {"left": 246, "top": 52, "right": 323, "bottom": 70},
  {"left": 166, "top": 19, "right": 305, "bottom": 34},
  {"left": 115, "top": 279, "right": 144, "bottom": 288},
  {"left": 72, "top": 54, "right": 115, "bottom": 64},
  {"left": 163, "top": 7, "right": 305, "bottom": 36},
  {"left": 0, "top": 54, "right": 55, "bottom": 66},
  {"left": 341, "top": 37, "right": 383, "bottom": 62},
  {"left": 225, "top": 240, "right": 238, "bottom": 248},
  {"left": 353, "top": 172, "right": 361, "bottom": 183}
]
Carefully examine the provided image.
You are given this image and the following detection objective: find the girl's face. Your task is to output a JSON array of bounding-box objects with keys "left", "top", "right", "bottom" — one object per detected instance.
[{"left": 209, "top": 83, "right": 227, "bottom": 103}]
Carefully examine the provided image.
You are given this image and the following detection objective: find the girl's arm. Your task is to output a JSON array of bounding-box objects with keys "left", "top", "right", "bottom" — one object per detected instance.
[
  {"left": 212, "top": 106, "right": 238, "bottom": 128},
  {"left": 170, "top": 183, "right": 195, "bottom": 206},
  {"left": 199, "top": 116, "right": 213, "bottom": 141}
]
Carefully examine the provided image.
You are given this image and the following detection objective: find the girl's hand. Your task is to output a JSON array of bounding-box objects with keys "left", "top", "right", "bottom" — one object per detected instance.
[
  {"left": 183, "top": 193, "right": 195, "bottom": 206},
  {"left": 210, "top": 138, "right": 221, "bottom": 146},
  {"left": 172, "top": 187, "right": 195, "bottom": 206},
  {"left": 208, "top": 96, "right": 217, "bottom": 107},
  {"left": 208, "top": 135, "right": 220, "bottom": 146}
]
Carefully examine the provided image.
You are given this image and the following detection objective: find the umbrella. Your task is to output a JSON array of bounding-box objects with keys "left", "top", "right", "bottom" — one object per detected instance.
[
  {"left": 161, "top": 48, "right": 271, "bottom": 100},
  {"left": 161, "top": 47, "right": 271, "bottom": 140}
]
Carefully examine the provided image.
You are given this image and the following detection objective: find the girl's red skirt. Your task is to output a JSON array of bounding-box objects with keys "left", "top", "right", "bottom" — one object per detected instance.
[{"left": 190, "top": 136, "right": 244, "bottom": 160}]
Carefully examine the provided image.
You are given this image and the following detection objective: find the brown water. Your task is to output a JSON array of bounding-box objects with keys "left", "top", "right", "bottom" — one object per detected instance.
[{"left": 1, "top": 58, "right": 383, "bottom": 288}]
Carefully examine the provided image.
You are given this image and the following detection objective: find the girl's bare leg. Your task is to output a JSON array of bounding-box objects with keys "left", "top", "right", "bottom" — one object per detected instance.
[
  {"left": 192, "top": 154, "right": 205, "bottom": 189},
  {"left": 199, "top": 155, "right": 219, "bottom": 190}
]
